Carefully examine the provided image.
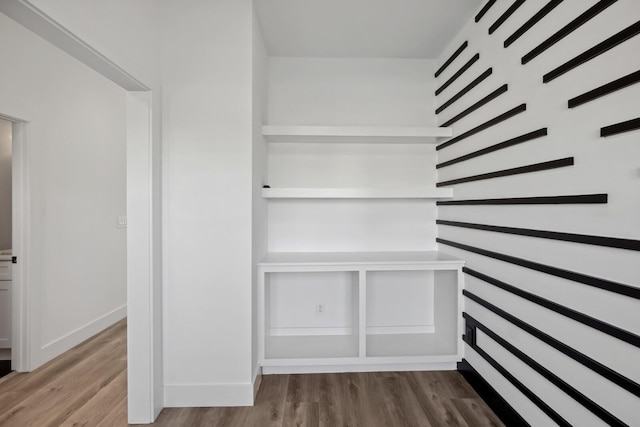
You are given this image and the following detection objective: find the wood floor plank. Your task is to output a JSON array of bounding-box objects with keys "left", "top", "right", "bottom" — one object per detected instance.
[
  {"left": 283, "top": 402, "right": 319, "bottom": 427},
  {"left": 357, "top": 372, "right": 397, "bottom": 427},
  {"left": 451, "top": 398, "right": 504, "bottom": 427},
  {"left": 318, "top": 372, "right": 362, "bottom": 427},
  {"left": 0, "top": 331, "right": 126, "bottom": 426},
  {"left": 59, "top": 369, "right": 128, "bottom": 427},
  {"left": 378, "top": 372, "right": 433, "bottom": 427},
  {"left": 96, "top": 396, "right": 128, "bottom": 427},
  {"left": 245, "top": 374, "right": 289, "bottom": 427},
  {"left": 0, "top": 320, "right": 126, "bottom": 400},
  {"left": 286, "top": 373, "right": 320, "bottom": 404}
]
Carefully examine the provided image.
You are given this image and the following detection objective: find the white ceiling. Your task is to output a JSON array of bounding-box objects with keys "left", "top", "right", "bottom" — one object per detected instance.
[{"left": 254, "top": 0, "right": 482, "bottom": 59}]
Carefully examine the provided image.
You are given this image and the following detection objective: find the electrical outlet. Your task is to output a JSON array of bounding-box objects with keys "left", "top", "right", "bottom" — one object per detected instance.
[
  {"left": 117, "top": 216, "right": 127, "bottom": 228},
  {"left": 315, "top": 303, "right": 326, "bottom": 316}
]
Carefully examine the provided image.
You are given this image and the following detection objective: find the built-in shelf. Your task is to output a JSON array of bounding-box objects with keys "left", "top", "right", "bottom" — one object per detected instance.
[
  {"left": 262, "top": 125, "right": 453, "bottom": 143},
  {"left": 262, "top": 188, "right": 454, "bottom": 199},
  {"left": 258, "top": 250, "right": 465, "bottom": 373}
]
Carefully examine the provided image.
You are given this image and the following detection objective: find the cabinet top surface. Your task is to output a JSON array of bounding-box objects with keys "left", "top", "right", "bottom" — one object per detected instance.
[{"left": 259, "top": 251, "right": 464, "bottom": 267}]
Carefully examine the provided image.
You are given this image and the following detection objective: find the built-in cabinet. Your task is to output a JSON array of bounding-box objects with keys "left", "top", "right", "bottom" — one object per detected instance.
[
  {"left": 0, "top": 259, "right": 12, "bottom": 351},
  {"left": 258, "top": 251, "right": 464, "bottom": 373},
  {"left": 258, "top": 125, "right": 464, "bottom": 373}
]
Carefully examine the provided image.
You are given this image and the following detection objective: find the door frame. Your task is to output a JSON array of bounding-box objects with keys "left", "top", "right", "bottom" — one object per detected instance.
[
  {"left": 0, "top": 114, "right": 30, "bottom": 372},
  {"left": 0, "top": 1, "right": 161, "bottom": 423}
]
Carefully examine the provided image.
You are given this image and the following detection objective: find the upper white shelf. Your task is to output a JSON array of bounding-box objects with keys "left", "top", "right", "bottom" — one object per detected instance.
[
  {"left": 262, "top": 187, "right": 453, "bottom": 199},
  {"left": 262, "top": 125, "right": 453, "bottom": 143}
]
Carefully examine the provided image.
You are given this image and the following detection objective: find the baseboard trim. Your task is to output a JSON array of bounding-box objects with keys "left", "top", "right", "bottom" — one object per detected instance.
[
  {"left": 263, "top": 361, "right": 457, "bottom": 375},
  {"left": 39, "top": 304, "right": 127, "bottom": 366},
  {"left": 164, "top": 382, "right": 255, "bottom": 407},
  {"left": 458, "top": 359, "right": 529, "bottom": 427}
]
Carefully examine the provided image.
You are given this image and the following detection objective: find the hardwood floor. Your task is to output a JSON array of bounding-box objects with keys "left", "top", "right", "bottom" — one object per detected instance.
[
  {"left": 0, "top": 319, "right": 504, "bottom": 426},
  {"left": 158, "top": 371, "right": 505, "bottom": 427},
  {"left": 0, "top": 319, "right": 128, "bottom": 427}
]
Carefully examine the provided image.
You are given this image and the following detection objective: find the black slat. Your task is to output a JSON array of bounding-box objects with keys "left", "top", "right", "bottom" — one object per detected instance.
[
  {"left": 437, "top": 157, "right": 573, "bottom": 187},
  {"left": 476, "top": 0, "right": 498, "bottom": 23},
  {"left": 437, "top": 128, "right": 546, "bottom": 169},
  {"left": 489, "top": 0, "right": 526, "bottom": 35},
  {"left": 436, "top": 68, "right": 493, "bottom": 114},
  {"left": 465, "top": 268, "right": 640, "bottom": 348},
  {"left": 441, "top": 85, "right": 509, "bottom": 127},
  {"left": 437, "top": 238, "right": 640, "bottom": 299},
  {"left": 437, "top": 219, "right": 640, "bottom": 251},
  {"left": 522, "top": 0, "right": 618, "bottom": 65},
  {"left": 601, "top": 117, "right": 640, "bottom": 137},
  {"left": 569, "top": 70, "right": 640, "bottom": 108},
  {"left": 458, "top": 360, "right": 531, "bottom": 427},
  {"left": 435, "top": 41, "right": 468, "bottom": 78},
  {"left": 437, "top": 194, "right": 608, "bottom": 206},
  {"left": 437, "top": 104, "right": 527, "bottom": 151},
  {"left": 544, "top": 20, "right": 640, "bottom": 83},
  {"left": 504, "top": 0, "right": 564, "bottom": 48},
  {"left": 463, "top": 289, "right": 640, "bottom": 398},
  {"left": 436, "top": 54, "right": 480, "bottom": 96},
  {"left": 464, "top": 313, "right": 627, "bottom": 426}
]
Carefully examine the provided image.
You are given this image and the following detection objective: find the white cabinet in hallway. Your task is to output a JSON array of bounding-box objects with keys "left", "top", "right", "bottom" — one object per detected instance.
[{"left": 0, "top": 257, "right": 11, "bottom": 350}]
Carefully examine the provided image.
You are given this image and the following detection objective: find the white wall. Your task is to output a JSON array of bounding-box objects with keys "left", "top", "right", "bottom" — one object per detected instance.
[
  {"left": 0, "top": 11, "right": 127, "bottom": 368},
  {"left": 161, "top": 0, "right": 256, "bottom": 407},
  {"left": 0, "top": 119, "right": 11, "bottom": 249},
  {"left": 266, "top": 57, "right": 440, "bottom": 335},
  {"left": 268, "top": 57, "right": 435, "bottom": 126},
  {"left": 24, "top": 1, "right": 164, "bottom": 420},
  {"left": 437, "top": 0, "right": 640, "bottom": 425}
]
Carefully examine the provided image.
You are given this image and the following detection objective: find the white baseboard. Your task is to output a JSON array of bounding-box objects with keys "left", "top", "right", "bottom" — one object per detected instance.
[
  {"left": 263, "top": 361, "right": 458, "bottom": 375},
  {"left": 38, "top": 304, "right": 126, "bottom": 366},
  {"left": 164, "top": 382, "right": 255, "bottom": 407}
]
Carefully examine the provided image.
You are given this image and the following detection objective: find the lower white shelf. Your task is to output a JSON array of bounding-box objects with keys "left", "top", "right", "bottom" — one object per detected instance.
[
  {"left": 366, "top": 333, "right": 457, "bottom": 358},
  {"left": 266, "top": 334, "right": 358, "bottom": 360}
]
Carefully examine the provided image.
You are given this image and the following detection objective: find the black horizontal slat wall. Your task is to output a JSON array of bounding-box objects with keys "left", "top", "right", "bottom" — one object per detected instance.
[{"left": 436, "top": 0, "right": 640, "bottom": 425}]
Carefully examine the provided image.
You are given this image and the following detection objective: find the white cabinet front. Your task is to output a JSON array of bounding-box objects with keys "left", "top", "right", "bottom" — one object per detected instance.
[{"left": 0, "top": 289, "right": 10, "bottom": 349}]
